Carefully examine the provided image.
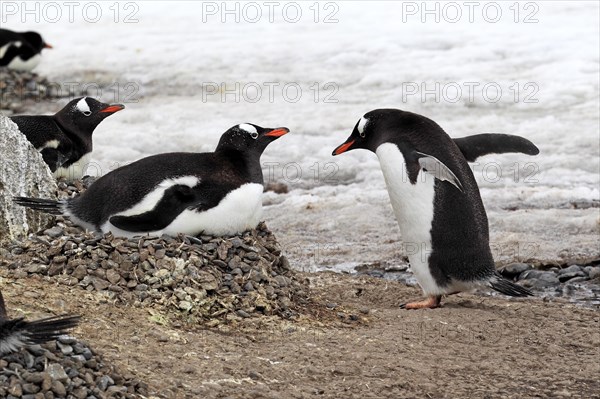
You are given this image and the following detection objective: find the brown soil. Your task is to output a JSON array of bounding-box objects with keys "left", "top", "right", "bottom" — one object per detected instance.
[{"left": 2, "top": 272, "right": 598, "bottom": 399}]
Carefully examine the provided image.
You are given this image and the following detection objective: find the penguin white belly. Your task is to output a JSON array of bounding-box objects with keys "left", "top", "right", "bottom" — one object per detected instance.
[
  {"left": 102, "top": 180, "right": 264, "bottom": 238},
  {"left": 375, "top": 143, "right": 443, "bottom": 295},
  {"left": 163, "top": 183, "right": 264, "bottom": 236},
  {"left": 54, "top": 152, "right": 92, "bottom": 181},
  {"left": 8, "top": 54, "right": 41, "bottom": 71}
]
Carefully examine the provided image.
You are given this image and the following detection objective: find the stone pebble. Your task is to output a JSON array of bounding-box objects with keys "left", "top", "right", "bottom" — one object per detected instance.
[{"left": 0, "top": 338, "right": 147, "bottom": 398}]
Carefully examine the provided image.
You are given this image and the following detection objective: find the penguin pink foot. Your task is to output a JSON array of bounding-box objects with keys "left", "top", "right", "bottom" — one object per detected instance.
[{"left": 400, "top": 295, "right": 442, "bottom": 310}]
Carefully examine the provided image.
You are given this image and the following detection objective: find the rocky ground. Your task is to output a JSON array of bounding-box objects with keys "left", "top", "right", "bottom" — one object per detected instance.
[
  {"left": 2, "top": 208, "right": 599, "bottom": 398},
  {"left": 0, "top": 68, "right": 112, "bottom": 115},
  {"left": 1, "top": 273, "right": 598, "bottom": 399},
  {"left": 356, "top": 260, "right": 600, "bottom": 309},
  {"left": 0, "top": 68, "right": 63, "bottom": 115}
]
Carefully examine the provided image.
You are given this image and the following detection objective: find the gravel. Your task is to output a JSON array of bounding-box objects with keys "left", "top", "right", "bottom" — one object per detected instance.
[{"left": 0, "top": 337, "right": 147, "bottom": 398}]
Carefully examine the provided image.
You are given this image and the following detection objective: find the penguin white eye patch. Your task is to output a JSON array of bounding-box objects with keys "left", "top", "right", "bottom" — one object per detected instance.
[
  {"left": 357, "top": 117, "right": 368, "bottom": 137},
  {"left": 239, "top": 124, "right": 259, "bottom": 139},
  {"left": 76, "top": 97, "right": 92, "bottom": 116}
]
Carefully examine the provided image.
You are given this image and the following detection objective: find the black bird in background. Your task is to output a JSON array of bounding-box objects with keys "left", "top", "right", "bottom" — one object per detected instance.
[
  {"left": 0, "top": 290, "right": 80, "bottom": 356},
  {"left": 0, "top": 28, "right": 52, "bottom": 71},
  {"left": 10, "top": 97, "right": 125, "bottom": 180}
]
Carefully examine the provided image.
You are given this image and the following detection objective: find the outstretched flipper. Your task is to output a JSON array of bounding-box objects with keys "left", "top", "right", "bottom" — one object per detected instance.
[
  {"left": 453, "top": 133, "right": 540, "bottom": 162},
  {"left": 415, "top": 151, "right": 464, "bottom": 192},
  {"left": 109, "top": 184, "right": 197, "bottom": 232},
  {"left": 0, "top": 291, "right": 80, "bottom": 355}
]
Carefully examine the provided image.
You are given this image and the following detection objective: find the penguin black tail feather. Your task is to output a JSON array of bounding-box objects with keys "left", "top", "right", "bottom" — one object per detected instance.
[
  {"left": 13, "top": 197, "right": 64, "bottom": 215},
  {"left": 0, "top": 315, "right": 81, "bottom": 355},
  {"left": 489, "top": 272, "right": 533, "bottom": 297},
  {"left": 22, "top": 314, "right": 81, "bottom": 344}
]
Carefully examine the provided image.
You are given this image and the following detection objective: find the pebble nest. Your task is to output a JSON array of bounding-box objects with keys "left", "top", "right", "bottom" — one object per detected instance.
[
  {"left": 1, "top": 178, "right": 310, "bottom": 324},
  {"left": 0, "top": 337, "right": 147, "bottom": 398}
]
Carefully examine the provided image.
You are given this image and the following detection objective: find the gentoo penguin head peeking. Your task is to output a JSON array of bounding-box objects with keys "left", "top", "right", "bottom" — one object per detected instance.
[
  {"left": 332, "top": 109, "right": 435, "bottom": 156},
  {"left": 216, "top": 123, "right": 290, "bottom": 154},
  {"left": 55, "top": 97, "right": 125, "bottom": 137},
  {"left": 21, "top": 31, "right": 53, "bottom": 52}
]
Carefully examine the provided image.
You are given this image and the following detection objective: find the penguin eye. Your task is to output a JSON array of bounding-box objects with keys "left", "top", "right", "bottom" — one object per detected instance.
[
  {"left": 359, "top": 131, "right": 366, "bottom": 138},
  {"left": 250, "top": 132, "right": 259, "bottom": 139},
  {"left": 82, "top": 111, "right": 92, "bottom": 117}
]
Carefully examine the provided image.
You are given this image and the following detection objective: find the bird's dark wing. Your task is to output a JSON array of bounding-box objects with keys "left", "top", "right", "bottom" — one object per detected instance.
[
  {"left": 453, "top": 134, "right": 540, "bottom": 162},
  {"left": 0, "top": 290, "right": 80, "bottom": 355},
  {"left": 108, "top": 180, "right": 240, "bottom": 233},
  {"left": 40, "top": 148, "right": 69, "bottom": 172},
  {"left": 0, "top": 315, "right": 81, "bottom": 355},
  {"left": 109, "top": 184, "right": 198, "bottom": 232}
]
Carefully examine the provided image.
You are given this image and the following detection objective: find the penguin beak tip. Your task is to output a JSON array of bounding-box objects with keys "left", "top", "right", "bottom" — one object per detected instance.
[
  {"left": 100, "top": 104, "right": 125, "bottom": 114},
  {"left": 265, "top": 127, "right": 290, "bottom": 137},
  {"left": 333, "top": 140, "right": 355, "bottom": 156}
]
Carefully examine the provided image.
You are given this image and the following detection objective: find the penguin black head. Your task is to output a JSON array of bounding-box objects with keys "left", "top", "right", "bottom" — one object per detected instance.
[
  {"left": 54, "top": 97, "right": 125, "bottom": 137},
  {"left": 216, "top": 123, "right": 290, "bottom": 155},
  {"left": 332, "top": 109, "right": 438, "bottom": 156},
  {"left": 21, "top": 31, "right": 52, "bottom": 52}
]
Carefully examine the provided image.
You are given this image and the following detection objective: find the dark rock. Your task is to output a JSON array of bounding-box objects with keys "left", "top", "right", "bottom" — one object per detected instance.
[
  {"left": 558, "top": 265, "right": 583, "bottom": 275},
  {"left": 587, "top": 267, "right": 600, "bottom": 280},
  {"left": 558, "top": 271, "right": 586, "bottom": 282},
  {"left": 499, "top": 263, "right": 532, "bottom": 277},
  {"left": 518, "top": 270, "right": 557, "bottom": 281}
]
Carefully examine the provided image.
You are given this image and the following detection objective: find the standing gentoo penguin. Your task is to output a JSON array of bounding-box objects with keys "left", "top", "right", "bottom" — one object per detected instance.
[
  {"left": 0, "top": 28, "right": 52, "bottom": 71},
  {"left": 10, "top": 97, "right": 125, "bottom": 180},
  {"left": 0, "top": 290, "right": 80, "bottom": 355},
  {"left": 332, "top": 109, "right": 537, "bottom": 309},
  {"left": 14, "top": 123, "right": 290, "bottom": 238}
]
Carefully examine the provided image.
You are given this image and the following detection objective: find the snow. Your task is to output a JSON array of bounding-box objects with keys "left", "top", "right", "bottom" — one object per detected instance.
[{"left": 5, "top": 1, "right": 599, "bottom": 270}]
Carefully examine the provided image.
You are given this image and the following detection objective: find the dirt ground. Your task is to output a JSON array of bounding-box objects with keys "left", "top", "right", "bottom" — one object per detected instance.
[{"left": 2, "top": 272, "right": 599, "bottom": 399}]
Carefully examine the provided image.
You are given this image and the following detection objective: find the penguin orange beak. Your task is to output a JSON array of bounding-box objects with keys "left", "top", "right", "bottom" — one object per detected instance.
[
  {"left": 265, "top": 127, "right": 290, "bottom": 137},
  {"left": 44, "top": 43, "right": 53, "bottom": 49},
  {"left": 332, "top": 140, "right": 355, "bottom": 155},
  {"left": 100, "top": 104, "right": 125, "bottom": 113}
]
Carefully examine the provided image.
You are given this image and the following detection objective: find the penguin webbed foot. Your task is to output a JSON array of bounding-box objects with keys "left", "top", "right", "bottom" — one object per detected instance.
[{"left": 400, "top": 295, "right": 442, "bottom": 310}]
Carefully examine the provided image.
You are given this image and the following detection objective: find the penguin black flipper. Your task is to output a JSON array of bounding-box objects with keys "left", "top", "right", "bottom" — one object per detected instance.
[
  {"left": 453, "top": 134, "right": 540, "bottom": 162},
  {"left": 414, "top": 151, "right": 464, "bottom": 192},
  {"left": 40, "top": 148, "right": 68, "bottom": 173},
  {"left": 109, "top": 185, "right": 197, "bottom": 232}
]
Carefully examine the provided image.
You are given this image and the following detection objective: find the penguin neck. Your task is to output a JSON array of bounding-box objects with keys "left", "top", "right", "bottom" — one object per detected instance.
[
  {"left": 216, "top": 148, "right": 264, "bottom": 185},
  {"left": 52, "top": 115, "right": 93, "bottom": 153}
]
